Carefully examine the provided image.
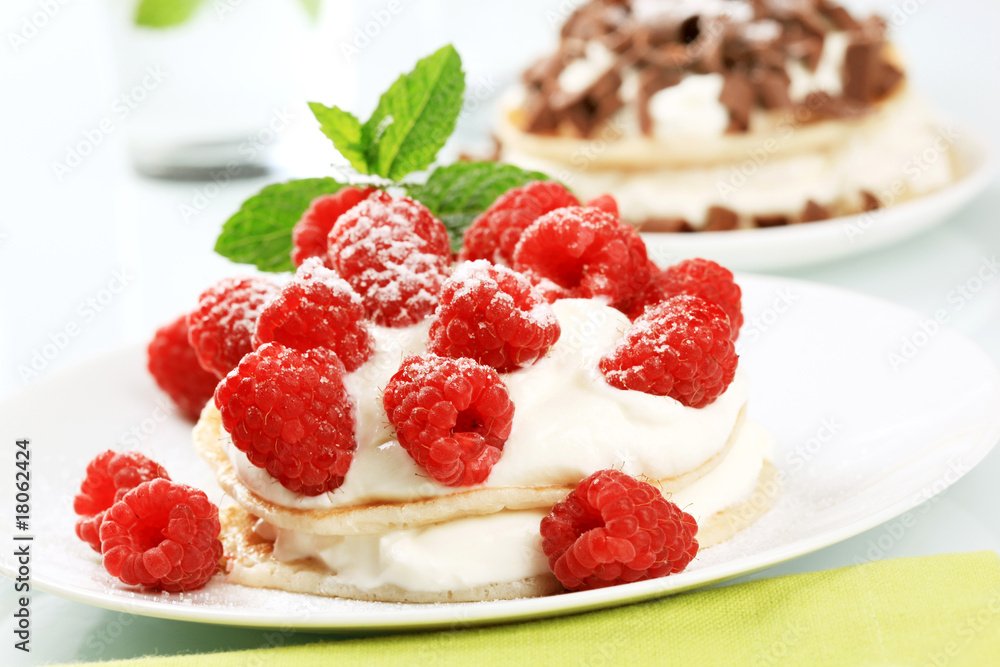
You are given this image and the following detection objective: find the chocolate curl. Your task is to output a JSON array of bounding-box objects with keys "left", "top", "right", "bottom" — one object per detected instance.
[
  {"left": 640, "top": 218, "right": 694, "bottom": 233},
  {"left": 754, "top": 214, "right": 790, "bottom": 228},
  {"left": 689, "top": 18, "right": 727, "bottom": 74},
  {"left": 720, "top": 73, "right": 755, "bottom": 132},
  {"left": 790, "top": 8, "right": 828, "bottom": 39},
  {"left": 800, "top": 200, "right": 831, "bottom": 223},
  {"left": 522, "top": 95, "right": 560, "bottom": 134},
  {"left": 780, "top": 18, "right": 826, "bottom": 71},
  {"left": 705, "top": 206, "right": 740, "bottom": 231},
  {"left": 553, "top": 68, "right": 625, "bottom": 138},
  {"left": 819, "top": 2, "right": 861, "bottom": 31},
  {"left": 842, "top": 14, "right": 904, "bottom": 104},
  {"left": 754, "top": 68, "right": 792, "bottom": 110},
  {"left": 861, "top": 191, "right": 882, "bottom": 211}
]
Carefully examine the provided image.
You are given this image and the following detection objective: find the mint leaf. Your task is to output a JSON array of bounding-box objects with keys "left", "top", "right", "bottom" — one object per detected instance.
[
  {"left": 215, "top": 178, "right": 346, "bottom": 272},
  {"left": 362, "top": 45, "right": 464, "bottom": 180},
  {"left": 135, "top": 0, "right": 205, "bottom": 28},
  {"left": 308, "top": 102, "right": 369, "bottom": 174},
  {"left": 407, "top": 162, "right": 552, "bottom": 252}
]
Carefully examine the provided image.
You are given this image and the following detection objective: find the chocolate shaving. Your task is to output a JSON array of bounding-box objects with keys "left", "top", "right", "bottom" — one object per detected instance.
[
  {"left": 720, "top": 73, "right": 755, "bottom": 132},
  {"left": 640, "top": 217, "right": 694, "bottom": 233},
  {"left": 522, "top": 93, "right": 560, "bottom": 134},
  {"left": 705, "top": 206, "right": 740, "bottom": 231},
  {"left": 800, "top": 199, "right": 830, "bottom": 222},
  {"left": 789, "top": 9, "right": 828, "bottom": 39},
  {"left": 754, "top": 214, "right": 790, "bottom": 228},
  {"left": 843, "top": 41, "right": 881, "bottom": 103},
  {"left": 820, "top": 4, "right": 860, "bottom": 31},
  {"left": 861, "top": 190, "right": 881, "bottom": 211},
  {"left": 754, "top": 68, "right": 792, "bottom": 109}
]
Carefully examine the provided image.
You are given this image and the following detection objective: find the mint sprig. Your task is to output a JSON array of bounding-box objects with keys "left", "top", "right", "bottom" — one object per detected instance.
[
  {"left": 214, "top": 178, "right": 345, "bottom": 273},
  {"left": 215, "top": 46, "right": 559, "bottom": 272},
  {"left": 308, "top": 103, "right": 369, "bottom": 174},
  {"left": 408, "top": 162, "right": 551, "bottom": 252},
  {"left": 309, "top": 45, "right": 464, "bottom": 180}
]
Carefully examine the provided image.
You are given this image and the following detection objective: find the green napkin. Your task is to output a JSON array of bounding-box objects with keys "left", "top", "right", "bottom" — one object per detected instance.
[{"left": 67, "top": 551, "right": 1000, "bottom": 666}]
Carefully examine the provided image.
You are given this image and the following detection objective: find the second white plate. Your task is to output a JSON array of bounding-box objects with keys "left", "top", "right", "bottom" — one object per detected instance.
[{"left": 642, "top": 129, "right": 996, "bottom": 271}]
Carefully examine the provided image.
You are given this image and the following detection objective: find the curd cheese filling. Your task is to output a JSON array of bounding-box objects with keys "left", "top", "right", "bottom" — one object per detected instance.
[
  {"left": 225, "top": 298, "right": 750, "bottom": 510},
  {"left": 253, "top": 416, "right": 773, "bottom": 592}
]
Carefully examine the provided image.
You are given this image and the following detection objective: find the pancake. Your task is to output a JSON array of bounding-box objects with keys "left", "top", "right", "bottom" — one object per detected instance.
[{"left": 217, "top": 461, "right": 778, "bottom": 603}]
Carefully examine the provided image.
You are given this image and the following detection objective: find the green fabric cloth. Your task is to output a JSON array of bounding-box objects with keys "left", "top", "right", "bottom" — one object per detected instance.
[{"left": 66, "top": 551, "right": 1000, "bottom": 666}]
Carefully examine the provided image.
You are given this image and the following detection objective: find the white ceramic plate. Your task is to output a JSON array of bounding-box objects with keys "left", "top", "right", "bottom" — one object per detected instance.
[
  {"left": 2, "top": 275, "right": 999, "bottom": 631},
  {"left": 641, "top": 130, "right": 997, "bottom": 271}
]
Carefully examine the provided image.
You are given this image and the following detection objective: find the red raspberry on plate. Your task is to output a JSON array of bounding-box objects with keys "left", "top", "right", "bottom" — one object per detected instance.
[
  {"left": 600, "top": 295, "right": 738, "bottom": 408},
  {"left": 187, "top": 276, "right": 281, "bottom": 378},
  {"left": 100, "top": 478, "right": 222, "bottom": 592},
  {"left": 291, "top": 186, "right": 376, "bottom": 267},
  {"left": 147, "top": 314, "right": 220, "bottom": 421},
  {"left": 658, "top": 258, "right": 744, "bottom": 340},
  {"left": 623, "top": 260, "right": 667, "bottom": 321},
  {"left": 459, "top": 181, "right": 580, "bottom": 265},
  {"left": 540, "top": 469, "right": 698, "bottom": 591},
  {"left": 253, "top": 258, "right": 373, "bottom": 371},
  {"left": 585, "top": 194, "right": 619, "bottom": 219},
  {"left": 383, "top": 354, "right": 515, "bottom": 487},
  {"left": 327, "top": 191, "right": 451, "bottom": 328},
  {"left": 73, "top": 450, "right": 170, "bottom": 553},
  {"left": 512, "top": 206, "right": 651, "bottom": 312},
  {"left": 427, "top": 260, "right": 561, "bottom": 372},
  {"left": 215, "top": 343, "right": 357, "bottom": 495}
]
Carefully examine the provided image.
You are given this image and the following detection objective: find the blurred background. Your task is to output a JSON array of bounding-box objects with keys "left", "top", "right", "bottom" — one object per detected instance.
[
  {"left": 1, "top": 0, "right": 998, "bottom": 399},
  {"left": 1, "top": 0, "right": 999, "bottom": 663}
]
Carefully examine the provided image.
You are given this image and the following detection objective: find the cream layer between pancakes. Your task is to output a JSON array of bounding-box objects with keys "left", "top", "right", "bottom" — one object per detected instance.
[
  {"left": 253, "top": 421, "right": 773, "bottom": 594},
  {"left": 499, "top": 89, "right": 955, "bottom": 228},
  {"left": 223, "top": 298, "right": 750, "bottom": 510}
]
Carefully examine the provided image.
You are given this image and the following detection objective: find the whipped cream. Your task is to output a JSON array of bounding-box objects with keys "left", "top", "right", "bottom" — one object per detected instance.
[
  {"left": 255, "top": 415, "right": 772, "bottom": 592},
  {"left": 787, "top": 32, "right": 850, "bottom": 102},
  {"left": 224, "top": 298, "right": 748, "bottom": 508},
  {"left": 648, "top": 75, "right": 730, "bottom": 139}
]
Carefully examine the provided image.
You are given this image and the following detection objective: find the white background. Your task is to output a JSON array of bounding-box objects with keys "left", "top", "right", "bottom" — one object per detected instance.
[{"left": 1, "top": 0, "right": 999, "bottom": 663}]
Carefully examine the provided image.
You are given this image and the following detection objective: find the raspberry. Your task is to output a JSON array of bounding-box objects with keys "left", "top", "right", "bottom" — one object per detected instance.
[
  {"left": 327, "top": 191, "right": 451, "bottom": 327},
  {"left": 623, "top": 260, "right": 667, "bottom": 321},
  {"left": 600, "top": 295, "right": 738, "bottom": 408},
  {"left": 427, "top": 260, "right": 561, "bottom": 372},
  {"left": 459, "top": 181, "right": 580, "bottom": 265},
  {"left": 540, "top": 469, "right": 698, "bottom": 591},
  {"left": 382, "top": 355, "right": 514, "bottom": 486},
  {"left": 253, "top": 258, "right": 373, "bottom": 371},
  {"left": 215, "top": 343, "right": 357, "bottom": 496},
  {"left": 512, "top": 207, "right": 652, "bottom": 312},
  {"left": 585, "top": 194, "right": 619, "bottom": 219},
  {"left": 100, "top": 479, "right": 222, "bottom": 592},
  {"left": 147, "top": 314, "right": 220, "bottom": 421},
  {"left": 291, "top": 186, "right": 376, "bottom": 267},
  {"left": 658, "top": 259, "right": 744, "bottom": 340},
  {"left": 187, "top": 276, "right": 281, "bottom": 378},
  {"left": 74, "top": 451, "right": 170, "bottom": 553}
]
